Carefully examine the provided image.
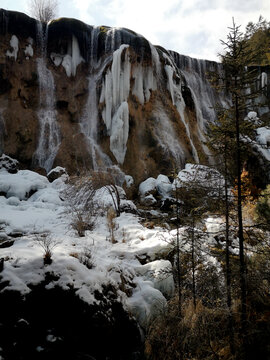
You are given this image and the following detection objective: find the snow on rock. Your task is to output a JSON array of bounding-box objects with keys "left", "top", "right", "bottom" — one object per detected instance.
[
  {"left": 6, "top": 196, "right": 20, "bottom": 206},
  {"left": 125, "top": 175, "right": 134, "bottom": 187},
  {"left": 156, "top": 174, "right": 172, "bottom": 198},
  {"left": 93, "top": 185, "right": 136, "bottom": 213},
  {"left": 50, "top": 52, "right": 63, "bottom": 67},
  {"left": 0, "top": 170, "right": 49, "bottom": 200},
  {"left": 126, "top": 278, "right": 167, "bottom": 328},
  {"left": 173, "top": 163, "right": 224, "bottom": 195},
  {"left": 24, "top": 38, "right": 34, "bottom": 58},
  {"left": 6, "top": 35, "right": 19, "bottom": 61},
  {"left": 205, "top": 216, "right": 224, "bottom": 237},
  {"left": 139, "top": 175, "right": 172, "bottom": 204},
  {"left": 47, "top": 166, "right": 68, "bottom": 183},
  {"left": 0, "top": 168, "right": 178, "bottom": 331},
  {"left": 0, "top": 154, "right": 19, "bottom": 173},
  {"left": 139, "top": 177, "right": 157, "bottom": 198},
  {"left": 246, "top": 111, "right": 260, "bottom": 125}
]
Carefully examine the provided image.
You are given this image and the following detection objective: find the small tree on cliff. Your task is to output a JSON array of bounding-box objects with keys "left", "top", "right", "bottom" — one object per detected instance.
[{"left": 28, "top": 0, "right": 58, "bottom": 23}]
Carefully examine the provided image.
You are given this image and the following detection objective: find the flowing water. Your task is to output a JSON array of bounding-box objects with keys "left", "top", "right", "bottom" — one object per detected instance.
[{"left": 33, "top": 21, "right": 61, "bottom": 172}]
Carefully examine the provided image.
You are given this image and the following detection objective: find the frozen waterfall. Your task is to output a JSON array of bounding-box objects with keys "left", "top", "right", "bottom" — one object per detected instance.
[{"left": 33, "top": 22, "right": 61, "bottom": 172}]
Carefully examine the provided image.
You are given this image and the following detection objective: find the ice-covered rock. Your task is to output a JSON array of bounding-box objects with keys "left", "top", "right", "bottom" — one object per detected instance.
[
  {"left": 139, "top": 177, "right": 157, "bottom": 205},
  {"left": 6, "top": 35, "right": 19, "bottom": 61},
  {"left": 139, "top": 177, "right": 157, "bottom": 197},
  {"left": 136, "top": 259, "right": 174, "bottom": 298}
]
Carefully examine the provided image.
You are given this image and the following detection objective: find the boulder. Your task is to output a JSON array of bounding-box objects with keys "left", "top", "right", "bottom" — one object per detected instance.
[
  {"left": 47, "top": 166, "right": 68, "bottom": 182},
  {"left": 0, "top": 154, "right": 19, "bottom": 173}
]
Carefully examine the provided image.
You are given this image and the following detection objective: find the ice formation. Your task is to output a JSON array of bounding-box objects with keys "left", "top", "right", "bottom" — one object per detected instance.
[
  {"left": 162, "top": 54, "right": 200, "bottom": 163},
  {"left": 50, "top": 35, "right": 84, "bottom": 77},
  {"left": 62, "top": 35, "right": 84, "bottom": 77},
  {"left": 6, "top": 35, "right": 19, "bottom": 61},
  {"left": 33, "top": 22, "right": 61, "bottom": 172},
  {"left": 110, "top": 101, "right": 129, "bottom": 164},
  {"left": 261, "top": 72, "right": 267, "bottom": 88},
  {"left": 256, "top": 127, "right": 270, "bottom": 161},
  {"left": 132, "top": 65, "right": 157, "bottom": 104},
  {"left": 100, "top": 45, "right": 131, "bottom": 163}
]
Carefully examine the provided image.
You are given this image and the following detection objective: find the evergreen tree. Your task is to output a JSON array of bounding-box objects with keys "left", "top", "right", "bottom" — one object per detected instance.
[{"left": 207, "top": 19, "right": 267, "bottom": 357}]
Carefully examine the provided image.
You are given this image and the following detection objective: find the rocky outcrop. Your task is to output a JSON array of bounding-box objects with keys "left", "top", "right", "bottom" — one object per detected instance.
[{"left": 3, "top": 9, "right": 267, "bottom": 186}]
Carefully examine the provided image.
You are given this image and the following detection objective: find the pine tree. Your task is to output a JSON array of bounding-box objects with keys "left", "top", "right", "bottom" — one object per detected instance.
[{"left": 207, "top": 18, "right": 267, "bottom": 358}]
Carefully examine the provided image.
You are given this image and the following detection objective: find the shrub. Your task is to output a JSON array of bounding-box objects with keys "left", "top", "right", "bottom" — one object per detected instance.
[{"left": 34, "top": 232, "right": 58, "bottom": 265}]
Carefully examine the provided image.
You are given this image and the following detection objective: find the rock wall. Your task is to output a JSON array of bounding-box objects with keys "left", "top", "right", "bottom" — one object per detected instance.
[{"left": 0, "top": 9, "right": 232, "bottom": 184}]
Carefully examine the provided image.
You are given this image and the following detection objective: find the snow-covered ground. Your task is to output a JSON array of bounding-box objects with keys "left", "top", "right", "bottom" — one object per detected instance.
[{"left": 0, "top": 166, "right": 175, "bottom": 328}]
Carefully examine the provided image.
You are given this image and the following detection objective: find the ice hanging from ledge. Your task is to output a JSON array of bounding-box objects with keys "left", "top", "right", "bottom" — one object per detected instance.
[{"left": 100, "top": 44, "right": 131, "bottom": 164}]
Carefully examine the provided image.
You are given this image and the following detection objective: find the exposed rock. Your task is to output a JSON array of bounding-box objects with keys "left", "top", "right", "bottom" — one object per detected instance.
[
  {"left": 0, "top": 9, "right": 268, "bottom": 188},
  {"left": 0, "top": 154, "right": 19, "bottom": 173}
]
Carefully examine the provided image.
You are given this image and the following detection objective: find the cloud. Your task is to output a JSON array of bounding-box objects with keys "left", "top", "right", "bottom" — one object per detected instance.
[{"left": 70, "top": 0, "right": 270, "bottom": 61}]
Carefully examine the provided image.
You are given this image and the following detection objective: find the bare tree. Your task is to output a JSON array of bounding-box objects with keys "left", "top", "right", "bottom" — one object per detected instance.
[{"left": 28, "top": 0, "right": 59, "bottom": 23}]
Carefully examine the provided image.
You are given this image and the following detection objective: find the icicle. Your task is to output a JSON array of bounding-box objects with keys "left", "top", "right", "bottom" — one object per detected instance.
[
  {"left": 62, "top": 35, "right": 84, "bottom": 77},
  {"left": 110, "top": 101, "right": 129, "bottom": 164},
  {"left": 99, "top": 45, "right": 131, "bottom": 164},
  {"left": 261, "top": 72, "right": 267, "bottom": 89}
]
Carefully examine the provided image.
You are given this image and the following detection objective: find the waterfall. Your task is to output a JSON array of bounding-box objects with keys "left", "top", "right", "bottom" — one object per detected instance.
[
  {"left": 0, "top": 109, "right": 5, "bottom": 154},
  {"left": 170, "top": 52, "right": 230, "bottom": 163},
  {"left": 79, "top": 27, "right": 113, "bottom": 170},
  {"left": 33, "top": 21, "right": 61, "bottom": 172},
  {"left": 162, "top": 53, "right": 200, "bottom": 163}
]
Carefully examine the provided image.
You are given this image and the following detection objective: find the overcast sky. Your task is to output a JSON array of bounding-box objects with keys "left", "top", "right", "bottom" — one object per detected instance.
[{"left": 1, "top": 0, "right": 270, "bottom": 61}]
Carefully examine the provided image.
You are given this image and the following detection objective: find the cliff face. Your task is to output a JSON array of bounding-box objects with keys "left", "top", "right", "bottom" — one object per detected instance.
[{"left": 0, "top": 9, "right": 236, "bottom": 184}]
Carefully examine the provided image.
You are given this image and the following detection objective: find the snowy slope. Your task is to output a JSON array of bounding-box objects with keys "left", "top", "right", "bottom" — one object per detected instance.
[{"left": 0, "top": 166, "right": 175, "bottom": 328}]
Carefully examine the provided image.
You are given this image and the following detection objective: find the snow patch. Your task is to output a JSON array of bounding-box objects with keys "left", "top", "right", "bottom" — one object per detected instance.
[
  {"left": 0, "top": 170, "right": 49, "bottom": 200},
  {"left": 6, "top": 35, "right": 19, "bottom": 61}
]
